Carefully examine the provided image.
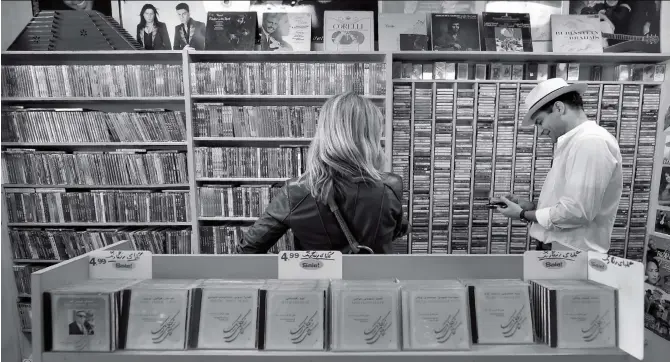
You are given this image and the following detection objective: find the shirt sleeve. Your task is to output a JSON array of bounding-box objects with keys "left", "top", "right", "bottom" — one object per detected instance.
[{"left": 535, "top": 137, "right": 617, "bottom": 231}]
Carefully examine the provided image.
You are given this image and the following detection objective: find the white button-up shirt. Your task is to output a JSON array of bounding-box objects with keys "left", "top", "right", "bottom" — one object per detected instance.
[{"left": 531, "top": 121, "right": 623, "bottom": 253}]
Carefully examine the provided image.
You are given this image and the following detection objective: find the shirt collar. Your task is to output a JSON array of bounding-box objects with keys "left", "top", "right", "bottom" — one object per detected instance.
[{"left": 555, "top": 120, "right": 593, "bottom": 153}]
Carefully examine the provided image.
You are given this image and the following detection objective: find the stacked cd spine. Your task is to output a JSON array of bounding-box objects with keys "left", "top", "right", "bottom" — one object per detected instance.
[
  {"left": 516, "top": 84, "right": 535, "bottom": 251},
  {"left": 600, "top": 84, "right": 621, "bottom": 138},
  {"left": 628, "top": 85, "right": 659, "bottom": 260},
  {"left": 431, "top": 84, "right": 454, "bottom": 253},
  {"left": 611, "top": 85, "right": 641, "bottom": 257},
  {"left": 472, "top": 83, "right": 496, "bottom": 254},
  {"left": 410, "top": 84, "right": 433, "bottom": 253},
  {"left": 492, "top": 83, "right": 516, "bottom": 253},
  {"left": 391, "top": 84, "right": 412, "bottom": 253},
  {"left": 452, "top": 85, "right": 475, "bottom": 253}
]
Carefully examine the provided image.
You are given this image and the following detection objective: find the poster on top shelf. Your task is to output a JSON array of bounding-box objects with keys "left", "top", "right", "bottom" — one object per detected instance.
[
  {"left": 430, "top": 13, "right": 480, "bottom": 51},
  {"left": 258, "top": 12, "right": 311, "bottom": 51},
  {"left": 485, "top": 1, "right": 563, "bottom": 42},
  {"left": 569, "top": 0, "right": 660, "bottom": 53},
  {"left": 644, "top": 234, "right": 670, "bottom": 341},
  {"left": 250, "top": 0, "right": 379, "bottom": 43},
  {"left": 204, "top": 12, "right": 257, "bottom": 51},
  {"left": 119, "top": 1, "right": 240, "bottom": 50}
]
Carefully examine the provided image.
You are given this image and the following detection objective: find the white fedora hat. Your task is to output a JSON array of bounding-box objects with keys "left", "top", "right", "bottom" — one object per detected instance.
[{"left": 522, "top": 78, "right": 587, "bottom": 126}]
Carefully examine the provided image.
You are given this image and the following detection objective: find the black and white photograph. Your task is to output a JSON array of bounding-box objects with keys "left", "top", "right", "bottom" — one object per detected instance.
[
  {"left": 69, "top": 310, "right": 95, "bottom": 335},
  {"left": 431, "top": 13, "right": 479, "bottom": 51},
  {"left": 32, "top": 0, "right": 114, "bottom": 16},
  {"left": 120, "top": 1, "right": 211, "bottom": 51},
  {"left": 135, "top": 3, "right": 171, "bottom": 50},
  {"left": 172, "top": 2, "right": 206, "bottom": 50},
  {"left": 569, "top": 0, "right": 661, "bottom": 53},
  {"left": 260, "top": 13, "right": 292, "bottom": 50}
]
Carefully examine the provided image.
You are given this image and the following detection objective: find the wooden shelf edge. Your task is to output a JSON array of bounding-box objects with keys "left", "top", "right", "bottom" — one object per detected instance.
[
  {"left": 7, "top": 222, "right": 192, "bottom": 227},
  {"left": 3, "top": 184, "right": 190, "bottom": 189},
  {"left": 1, "top": 97, "right": 184, "bottom": 102},
  {"left": 13, "top": 259, "right": 61, "bottom": 264},
  {"left": 199, "top": 217, "right": 257, "bottom": 222}
]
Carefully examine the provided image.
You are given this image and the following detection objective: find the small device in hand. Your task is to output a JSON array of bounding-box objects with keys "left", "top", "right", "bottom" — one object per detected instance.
[{"left": 487, "top": 200, "right": 507, "bottom": 209}]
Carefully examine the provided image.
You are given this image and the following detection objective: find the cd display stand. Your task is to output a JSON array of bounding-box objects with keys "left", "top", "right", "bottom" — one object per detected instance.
[{"left": 28, "top": 240, "right": 638, "bottom": 362}]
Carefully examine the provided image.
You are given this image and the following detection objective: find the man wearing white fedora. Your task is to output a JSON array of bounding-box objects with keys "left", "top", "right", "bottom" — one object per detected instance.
[{"left": 493, "top": 78, "right": 623, "bottom": 253}]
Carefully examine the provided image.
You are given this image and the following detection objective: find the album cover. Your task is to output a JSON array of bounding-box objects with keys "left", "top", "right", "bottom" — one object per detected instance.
[
  {"left": 258, "top": 12, "right": 311, "bottom": 51},
  {"left": 323, "top": 11, "right": 374, "bottom": 51},
  {"left": 124, "top": 288, "right": 191, "bottom": 350},
  {"left": 431, "top": 13, "right": 480, "bottom": 51},
  {"left": 205, "top": 12, "right": 256, "bottom": 51},
  {"left": 481, "top": 12, "right": 533, "bottom": 52},
  {"left": 51, "top": 293, "right": 111, "bottom": 351},
  {"left": 551, "top": 15, "right": 603, "bottom": 53},
  {"left": 569, "top": 0, "right": 660, "bottom": 53},
  {"left": 378, "top": 13, "right": 427, "bottom": 51}
]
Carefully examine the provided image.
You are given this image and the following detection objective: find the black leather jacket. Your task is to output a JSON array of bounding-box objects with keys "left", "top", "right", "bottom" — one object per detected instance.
[{"left": 237, "top": 173, "right": 408, "bottom": 254}]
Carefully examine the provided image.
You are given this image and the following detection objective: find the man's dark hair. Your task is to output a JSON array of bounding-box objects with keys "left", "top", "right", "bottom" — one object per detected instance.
[
  {"left": 536, "top": 91, "right": 584, "bottom": 114},
  {"left": 176, "top": 3, "right": 189, "bottom": 12}
]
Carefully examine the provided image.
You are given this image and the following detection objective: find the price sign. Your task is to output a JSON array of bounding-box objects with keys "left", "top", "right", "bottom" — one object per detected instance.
[
  {"left": 522, "top": 250, "right": 588, "bottom": 281},
  {"left": 278, "top": 251, "right": 342, "bottom": 280},
  {"left": 89, "top": 250, "right": 152, "bottom": 279}
]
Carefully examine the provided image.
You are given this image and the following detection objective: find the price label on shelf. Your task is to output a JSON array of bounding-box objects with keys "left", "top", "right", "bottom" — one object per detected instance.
[
  {"left": 89, "top": 250, "right": 152, "bottom": 279},
  {"left": 278, "top": 251, "right": 342, "bottom": 280}
]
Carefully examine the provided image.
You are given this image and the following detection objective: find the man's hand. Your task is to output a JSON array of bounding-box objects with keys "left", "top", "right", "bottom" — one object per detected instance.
[
  {"left": 492, "top": 194, "right": 534, "bottom": 211},
  {"left": 496, "top": 196, "right": 523, "bottom": 220}
]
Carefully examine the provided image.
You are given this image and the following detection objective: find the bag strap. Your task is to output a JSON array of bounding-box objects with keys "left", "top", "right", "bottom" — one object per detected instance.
[{"left": 326, "top": 194, "right": 373, "bottom": 254}]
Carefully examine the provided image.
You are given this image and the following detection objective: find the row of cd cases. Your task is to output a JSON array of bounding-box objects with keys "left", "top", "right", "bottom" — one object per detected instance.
[{"left": 44, "top": 278, "right": 616, "bottom": 352}]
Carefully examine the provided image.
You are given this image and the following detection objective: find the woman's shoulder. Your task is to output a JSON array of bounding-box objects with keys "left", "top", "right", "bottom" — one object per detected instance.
[{"left": 379, "top": 172, "right": 403, "bottom": 200}]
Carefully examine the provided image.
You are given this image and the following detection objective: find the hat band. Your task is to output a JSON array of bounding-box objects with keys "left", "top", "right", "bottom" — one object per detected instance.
[{"left": 527, "top": 86, "right": 573, "bottom": 115}]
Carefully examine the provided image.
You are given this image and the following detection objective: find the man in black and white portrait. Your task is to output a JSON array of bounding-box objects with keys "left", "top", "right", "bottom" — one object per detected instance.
[
  {"left": 260, "top": 13, "right": 292, "bottom": 51},
  {"left": 69, "top": 310, "right": 94, "bottom": 335},
  {"left": 173, "top": 2, "right": 206, "bottom": 50}
]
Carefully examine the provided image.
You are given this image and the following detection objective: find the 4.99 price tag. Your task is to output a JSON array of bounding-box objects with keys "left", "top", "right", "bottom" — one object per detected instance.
[
  {"left": 278, "top": 251, "right": 342, "bottom": 280},
  {"left": 89, "top": 250, "right": 152, "bottom": 279}
]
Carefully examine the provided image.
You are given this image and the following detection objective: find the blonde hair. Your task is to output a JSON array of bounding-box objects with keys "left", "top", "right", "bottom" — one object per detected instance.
[{"left": 301, "top": 92, "right": 386, "bottom": 203}]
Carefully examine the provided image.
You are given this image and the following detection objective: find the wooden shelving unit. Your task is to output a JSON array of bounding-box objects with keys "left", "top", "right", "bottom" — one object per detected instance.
[{"left": 1, "top": 49, "right": 668, "bottom": 362}]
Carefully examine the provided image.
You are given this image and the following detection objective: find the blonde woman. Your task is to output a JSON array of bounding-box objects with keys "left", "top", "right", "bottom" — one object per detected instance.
[{"left": 238, "top": 93, "right": 408, "bottom": 254}]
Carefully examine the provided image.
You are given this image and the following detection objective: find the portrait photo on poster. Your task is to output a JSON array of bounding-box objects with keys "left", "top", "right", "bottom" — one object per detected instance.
[
  {"left": 120, "top": 1, "right": 211, "bottom": 51},
  {"left": 32, "top": 0, "right": 114, "bottom": 16},
  {"left": 69, "top": 309, "right": 95, "bottom": 335},
  {"left": 644, "top": 234, "right": 670, "bottom": 341},
  {"left": 568, "top": 0, "right": 660, "bottom": 53}
]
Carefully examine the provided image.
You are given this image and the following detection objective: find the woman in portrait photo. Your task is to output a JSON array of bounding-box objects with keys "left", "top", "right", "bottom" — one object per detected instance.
[{"left": 136, "top": 4, "right": 171, "bottom": 50}]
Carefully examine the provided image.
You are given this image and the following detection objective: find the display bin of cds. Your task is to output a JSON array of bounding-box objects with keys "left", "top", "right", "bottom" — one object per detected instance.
[{"left": 28, "top": 240, "right": 642, "bottom": 362}]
